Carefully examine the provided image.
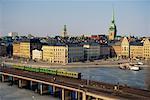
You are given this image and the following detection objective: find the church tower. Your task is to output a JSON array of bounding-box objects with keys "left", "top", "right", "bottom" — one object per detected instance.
[
  {"left": 62, "top": 25, "right": 67, "bottom": 37},
  {"left": 108, "top": 8, "right": 117, "bottom": 41}
]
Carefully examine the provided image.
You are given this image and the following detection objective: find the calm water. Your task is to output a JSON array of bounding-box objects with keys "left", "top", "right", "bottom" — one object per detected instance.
[{"left": 64, "top": 67, "right": 150, "bottom": 90}]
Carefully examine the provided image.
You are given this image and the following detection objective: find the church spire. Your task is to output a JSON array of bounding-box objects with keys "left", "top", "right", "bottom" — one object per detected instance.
[
  {"left": 112, "top": 7, "right": 115, "bottom": 23},
  {"left": 62, "top": 24, "right": 67, "bottom": 37},
  {"left": 64, "top": 25, "right": 67, "bottom": 32},
  {"left": 108, "top": 7, "right": 117, "bottom": 41}
]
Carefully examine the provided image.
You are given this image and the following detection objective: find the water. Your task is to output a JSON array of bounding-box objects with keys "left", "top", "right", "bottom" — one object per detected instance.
[
  {"left": 0, "top": 82, "right": 58, "bottom": 100},
  {"left": 65, "top": 66, "right": 150, "bottom": 90}
]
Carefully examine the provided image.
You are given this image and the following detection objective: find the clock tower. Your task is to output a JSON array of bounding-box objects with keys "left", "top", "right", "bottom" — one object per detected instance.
[{"left": 108, "top": 9, "right": 117, "bottom": 40}]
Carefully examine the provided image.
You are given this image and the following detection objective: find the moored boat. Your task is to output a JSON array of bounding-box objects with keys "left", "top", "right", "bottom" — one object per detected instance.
[{"left": 119, "top": 63, "right": 141, "bottom": 71}]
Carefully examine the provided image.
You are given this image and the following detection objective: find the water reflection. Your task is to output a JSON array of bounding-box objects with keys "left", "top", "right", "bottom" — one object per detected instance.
[
  {"left": 65, "top": 66, "right": 150, "bottom": 90},
  {"left": 145, "top": 64, "right": 150, "bottom": 90}
]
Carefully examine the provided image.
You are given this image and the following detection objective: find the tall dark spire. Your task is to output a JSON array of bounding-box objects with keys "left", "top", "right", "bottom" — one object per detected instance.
[
  {"left": 64, "top": 25, "right": 67, "bottom": 32},
  {"left": 108, "top": 7, "right": 117, "bottom": 40},
  {"left": 62, "top": 25, "right": 67, "bottom": 37},
  {"left": 112, "top": 7, "right": 115, "bottom": 23}
]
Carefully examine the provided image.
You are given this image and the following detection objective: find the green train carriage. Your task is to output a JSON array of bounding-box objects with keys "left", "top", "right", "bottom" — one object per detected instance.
[
  {"left": 39, "top": 68, "right": 57, "bottom": 75},
  {"left": 56, "top": 70, "right": 81, "bottom": 79},
  {"left": 11, "top": 64, "right": 81, "bottom": 79}
]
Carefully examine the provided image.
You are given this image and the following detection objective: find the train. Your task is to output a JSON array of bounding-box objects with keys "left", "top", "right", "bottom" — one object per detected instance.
[{"left": 11, "top": 64, "right": 81, "bottom": 79}]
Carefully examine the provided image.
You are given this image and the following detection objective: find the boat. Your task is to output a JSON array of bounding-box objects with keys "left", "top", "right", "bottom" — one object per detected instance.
[
  {"left": 119, "top": 63, "right": 141, "bottom": 71},
  {"left": 137, "top": 62, "right": 144, "bottom": 65},
  {"left": 129, "top": 64, "right": 140, "bottom": 71}
]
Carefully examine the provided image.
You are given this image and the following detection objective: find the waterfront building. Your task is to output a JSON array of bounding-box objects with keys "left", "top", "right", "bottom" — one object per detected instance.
[
  {"left": 42, "top": 44, "right": 84, "bottom": 64},
  {"left": 100, "top": 45, "right": 110, "bottom": 58},
  {"left": 1, "top": 36, "right": 13, "bottom": 56},
  {"left": 0, "top": 43, "right": 7, "bottom": 56},
  {"left": 130, "top": 41, "right": 143, "bottom": 59},
  {"left": 13, "top": 39, "right": 41, "bottom": 59},
  {"left": 42, "top": 45, "right": 67, "bottom": 64},
  {"left": 68, "top": 44, "right": 84, "bottom": 62},
  {"left": 121, "top": 37, "right": 130, "bottom": 58},
  {"left": 108, "top": 9, "right": 117, "bottom": 41},
  {"left": 83, "top": 43, "right": 100, "bottom": 60},
  {"left": 32, "top": 49, "right": 43, "bottom": 60},
  {"left": 110, "top": 41, "right": 121, "bottom": 58},
  {"left": 13, "top": 41, "right": 20, "bottom": 57},
  {"left": 143, "top": 38, "right": 150, "bottom": 60}
]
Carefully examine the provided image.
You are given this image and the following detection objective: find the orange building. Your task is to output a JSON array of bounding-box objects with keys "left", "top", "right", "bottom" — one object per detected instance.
[{"left": 110, "top": 41, "right": 121, "bottom": 58}]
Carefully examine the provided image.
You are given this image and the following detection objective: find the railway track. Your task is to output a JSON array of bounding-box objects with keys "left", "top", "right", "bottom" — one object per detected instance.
[{"left": 0, "top": 66, "right": 150, "bottom": 99}]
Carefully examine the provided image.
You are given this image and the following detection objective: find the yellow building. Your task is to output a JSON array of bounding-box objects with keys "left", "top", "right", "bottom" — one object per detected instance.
[
  {"left": 143, "top": 38, "right": 150, "bottom": 59},
  {"left": 20, "top": 42, "right": 31, "bottom": 58},
  {"left": 130, "top": 45, "right": 143, "bottom": 59},
  {"left": 121, "top": 37, "right": 130, "bottom": 58},
  {"left": 13, "top": 39, "right": 41, "bottom": 59},
  {"left": 42, "top": 45, "right": 84, "bottom": 64},
  {"left": 13, "top": 42, "right": 21, "bottom": 57}
]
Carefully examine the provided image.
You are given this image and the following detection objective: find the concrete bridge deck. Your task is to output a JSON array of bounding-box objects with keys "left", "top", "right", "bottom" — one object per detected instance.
[{"left": 0, "top": 66, "right": 150, "bottom": 100}]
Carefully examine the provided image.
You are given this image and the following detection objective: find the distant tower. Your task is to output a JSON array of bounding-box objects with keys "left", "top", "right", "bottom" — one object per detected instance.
[
  {"left": 108, "top": 8, "right": 117, "bottom": 41},
  {"left": 62, "top": 25, "right": 67, "bottom": 37}
]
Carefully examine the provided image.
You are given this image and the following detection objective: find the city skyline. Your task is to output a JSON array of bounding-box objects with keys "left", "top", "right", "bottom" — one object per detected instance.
[{"left": 0, "top": 0, "right": 150, "bottom": 37}]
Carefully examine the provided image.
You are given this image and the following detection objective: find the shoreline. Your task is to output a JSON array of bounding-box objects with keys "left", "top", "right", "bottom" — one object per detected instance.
[{"left": 3, "top": 61, "right": 149, "bottom": 69}]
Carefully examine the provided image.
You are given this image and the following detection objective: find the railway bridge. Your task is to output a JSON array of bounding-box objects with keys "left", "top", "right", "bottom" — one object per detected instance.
[{"left": 0, "top": 66, "right": 150, "bottom": 100}]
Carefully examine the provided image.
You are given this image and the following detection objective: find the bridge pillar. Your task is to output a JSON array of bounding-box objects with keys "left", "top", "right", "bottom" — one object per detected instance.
[
  {"left": 53, "top": 86, "right": 56, "bottom": 95},
  {"left": 30, "top": 81, "right": 32, "bottom": 90},
  {"left": 77, "top": 92, "right": 82, "bottom": 100},
  {"left": 82, "top": 92, "right": 86, "bottom": 100},
  {"left": 18, "top": 79, "right": 22, "bottom": 88},
  {"left": 95, "top": 98, "right": 99, "bottom": 100},
  {"left": 9, "top": 76, "right": 14, "bottom": 85},
  {"left": 61, "top": 88, "right": 65, "bottom": 100},
  {"left": 39, "top": 83, "right": 43, "bottom": 95},
  {"left": 1, "top": 75, "right": 4, "bottom": 82}
]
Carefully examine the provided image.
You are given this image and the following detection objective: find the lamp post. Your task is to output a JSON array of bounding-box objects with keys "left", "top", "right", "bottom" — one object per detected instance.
[{"left": 87, "top": 47, "right": 90, "bottom": 86}]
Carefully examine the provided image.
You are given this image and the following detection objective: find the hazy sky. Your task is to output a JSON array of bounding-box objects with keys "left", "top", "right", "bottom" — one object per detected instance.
[{"left": 0, "top": 0, "right": 150, "bottom": 37}]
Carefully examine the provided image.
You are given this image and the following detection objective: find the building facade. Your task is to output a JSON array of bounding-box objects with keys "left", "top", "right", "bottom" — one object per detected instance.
[
  {"left": 110, "top": 45, "right": 121, "bottom": 58},
  {"left": 13, "top": 39, "right": 41, "bottom": 59},
  {"left": 42, "top": 45, "right": 84, "bottom": 64},
  {"left": 13, "top": 42, "right": 20, "bottom": 57},
  {"left": 68, "top": 45, "right": 84, "bottom": 62},
  {"left": 143, "top": 38, "right": 150, "bottom": 59},
  {"left": 130, "top": 41, "right": 143, "bottom": 59},
  {"left": 100, "top": 45, "right": 110, "bottom": 58},
  {"left": 121, "top": 37, "right": 130, "bottom": 58},
  {"left": 32, "top": 49, "right": 43, "bottom": 60},
  {"left": 20, "top": 42, "right": 30, "bottom": 58},
  {"left": 0, "top": 43, "right": 7, "bottom": 56},
  {"left": 83, "top": 43, "right": 100, "bottom": 60}
]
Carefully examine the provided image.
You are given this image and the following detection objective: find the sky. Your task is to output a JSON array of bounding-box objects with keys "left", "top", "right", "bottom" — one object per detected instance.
[{"left": 0, "top": 0, "right": 150, "bottom": 37}]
